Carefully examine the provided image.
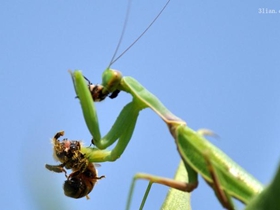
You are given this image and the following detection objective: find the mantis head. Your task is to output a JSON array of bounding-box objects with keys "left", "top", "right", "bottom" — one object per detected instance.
[
  {"left": 81, "top": 68, "right": 122, "bottom": 102},
  {"left": 99, "top": 68, "right": 122, "bottom": 101}
]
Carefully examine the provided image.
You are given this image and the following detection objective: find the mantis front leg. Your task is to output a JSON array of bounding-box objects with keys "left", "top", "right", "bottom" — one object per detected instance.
[{"left": 70, "top": 70, "right": 145, "bottom": 162}]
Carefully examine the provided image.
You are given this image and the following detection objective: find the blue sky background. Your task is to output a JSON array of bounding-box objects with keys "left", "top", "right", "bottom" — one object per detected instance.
[{"left": 1, "top": 0, "right": 280, "bottom": 209}]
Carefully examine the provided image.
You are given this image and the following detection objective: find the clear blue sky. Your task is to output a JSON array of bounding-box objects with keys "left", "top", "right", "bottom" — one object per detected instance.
[{"left": 1, "top": 1, "right": 280, "bottom": 209}]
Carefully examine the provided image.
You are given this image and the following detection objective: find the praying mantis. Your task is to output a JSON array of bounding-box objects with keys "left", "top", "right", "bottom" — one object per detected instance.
[
  {"left": 69, "top": 68, "right": 266, "bottom": 210},
  {"left": 68, "top": 64, "right": 280, "bottom": 210},
  {"left": 50, "top": 1, "right": 280, "bottom": 209}
]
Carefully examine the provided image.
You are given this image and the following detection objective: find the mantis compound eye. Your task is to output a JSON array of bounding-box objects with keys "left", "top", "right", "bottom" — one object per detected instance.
[{"left": 102, "top": 68, "right": 122, "bottom": 94}]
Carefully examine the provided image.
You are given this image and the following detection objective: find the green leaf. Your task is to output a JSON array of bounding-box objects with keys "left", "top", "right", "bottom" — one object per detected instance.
[{"left": 244, "top": 162, "right": 280, "bottom": 210}]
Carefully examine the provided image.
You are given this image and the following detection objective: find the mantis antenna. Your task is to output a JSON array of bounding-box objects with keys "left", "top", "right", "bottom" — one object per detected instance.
[{"left": 108, "top": 0, "right": 171, "bottom": 67}]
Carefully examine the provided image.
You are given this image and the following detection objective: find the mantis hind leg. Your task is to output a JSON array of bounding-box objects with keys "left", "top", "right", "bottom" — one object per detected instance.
[
  {"left": 197, "top": 129, "right": 235, "bottom": 210},
  {"left": 203, "top": 151, "right": 235, "bottom": 210}
]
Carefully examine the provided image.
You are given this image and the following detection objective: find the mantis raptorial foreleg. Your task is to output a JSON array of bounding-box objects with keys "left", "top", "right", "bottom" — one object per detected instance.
[{"left": 69, "top": 69, "right": 264, "bottom": 209}]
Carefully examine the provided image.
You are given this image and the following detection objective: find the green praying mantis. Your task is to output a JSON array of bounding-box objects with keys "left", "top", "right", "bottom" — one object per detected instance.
[
  {"left": 48, "top": 0, "right": 280, "bottom": 209},
  {"left": 69, "top": 67, "right": 266, "bottom": 209}
]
